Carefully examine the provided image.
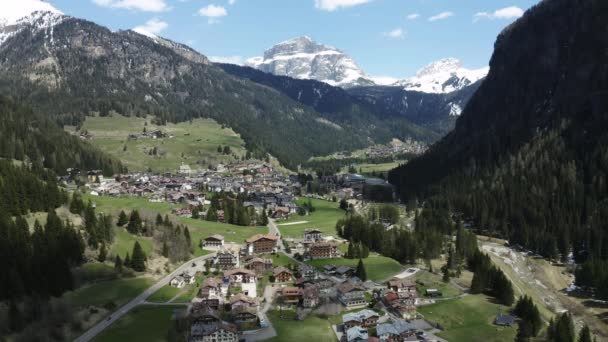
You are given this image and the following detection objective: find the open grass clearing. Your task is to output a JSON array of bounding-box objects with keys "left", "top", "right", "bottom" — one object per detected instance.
[
  {"left": 73, "top": 115, "right": 246, "bottom": 173},
  {"left": 306, "top": 253, "right": 401, "bottom": 282},
  {"left": 413, "top": 270, "right": 463, "bottom": 298},
  {"left": 93, "top": 305, "right": 186, "bottom": 342},
  {"left": 266, "top": 310, "right": 336, "bottom": 342},
  {"left": 66, "top": 277, "right": 154, "bottom": 308},
  {"left": 279, "top": 198, "right": 346, "bottom": 238},
  {"left": 418, "top": 294, "right": 516, "bottom": 342}
]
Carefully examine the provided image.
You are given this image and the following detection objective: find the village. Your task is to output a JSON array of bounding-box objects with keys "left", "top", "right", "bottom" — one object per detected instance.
[{"left": 167, "top": 226, "right": 456, "bottom": 342}]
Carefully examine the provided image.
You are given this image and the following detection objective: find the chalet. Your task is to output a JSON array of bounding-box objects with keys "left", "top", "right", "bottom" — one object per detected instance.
[
  {"left": 495, "top": 314, "right": 516, "bottom": 327},
  {"left": 231, "top": 306, "right": 258, "bottom": 324},
  {"left": 272, "top": 207, "right": 290, "bottom": 219},
  {"left": 303, "top": 228, "right": 323, "bottom": 242},
  {"left": 298, "top": 264, "right": 318, "bottom": 280},
  {"left": 301, "top": 286, "right": 320, "bottom": 308},
  {"left": 425, "top": 289, "right": 442, "bottom": 298},
  {"left": 309, "top": 241, "right": 338, "bottom": 259},
  {"left": 281, "top": 287, "right": 302, "bottom": 305},
  {"left": 189, "top": 304, "right": 220, "bottom": 326},
  {"left": 202, "top": 234, "right": 224, "bottom": 248},
  {"left": 198, "top": 277, "right": 222, "bottom": 309},
  {"left": 382, "top": 291, "right": 416, "bottom": 319},
  {"left": 342, "top": 309, "right": 380, "bottom": 328},
  {"left": 214, "top": 249, "right": 239, "bottom": 270},
  {"left": 273, "top": 266, "right": 293, "bottom": 283},
  {"left": 230, "top": 293, "right": 257, "bottom": 311},
  {"left": 344, "top": 326, "right": 368, "bottom": 342},
  {"left": 182, "top": 273, "right": 195, "bottom": 285},
  {"left": 224, "top": 268, "right": 256, "bottom": 284},
  {"left": 376, "top": 320, "right": 417, "bottom": 341},
  {"left": 337, "top": 282, "right": 367, "bottom": 308},
  {"left": 189, "top": 322, "right": 238, "bottom": 342},
  {"left": 170, "top": 275, "right": 186, "bottom": 288},
  {"left": 387, "top": 278, "right": 417, "bottom": 298},
  {"left": 335, "top": 265, "right": 356, "bottom": 278},
  {"left": 245, "top": 234, "right": 278, "bottom": 255},
  {"left": 179, "top": 163, "right": 192, "bottom": 176},
  {"left": 244, "top": 257, "right": 273, "bottom": 274}
]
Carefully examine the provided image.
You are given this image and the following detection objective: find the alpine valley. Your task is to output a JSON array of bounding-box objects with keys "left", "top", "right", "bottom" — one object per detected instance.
[{"left": 2, "top": 1, "right": 608, "bottom": 342}]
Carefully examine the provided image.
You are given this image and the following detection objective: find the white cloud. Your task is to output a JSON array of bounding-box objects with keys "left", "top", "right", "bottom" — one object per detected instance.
[
  {"left": 209, "top": 56, "right": 243, "bottom": 65},
  {"left": 474, "top": 6, "right": 524, "bottom": 22},
  {"left": 314, "top": 0, "right": 372, "bottom": 12},
  {"left": 228, "top": 0, "right": 236, "bottom": 5},
  {"left": 92, "top": 0, "right": 169, "bottom": 12},
  {"left": 198, "top": 4, "right": 227, "bottom": 23},
  {"left": 428, "top": 11, "right": 454, "bottom": 22},
  {"left": 406, "top": 13, "right": 420, "bottom": 20},
  {"left": 383, "top": 28, "right": 405, "bottom": 39},
  {"left": 133, "top": 18, "right": 168, "bottom": 38}
]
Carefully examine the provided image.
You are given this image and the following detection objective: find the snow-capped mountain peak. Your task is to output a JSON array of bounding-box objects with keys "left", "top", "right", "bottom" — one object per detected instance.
[
  {"left": 394, "top": 58, "right": 489, "bottom": 94},
  {"left": 1, "top": 0, "right": 65, "bottom": 47},
  {"left": 0, "top": 0, "right": 62, "bottom": 27},
  {"left": 245, "top": 36, "right": 374, "bottom": 88}
]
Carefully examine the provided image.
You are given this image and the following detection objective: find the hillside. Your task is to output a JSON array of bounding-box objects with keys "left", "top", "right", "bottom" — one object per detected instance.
[
  {"left": 0, "top": 95, "right": 124, "bottom": 175},
  {"left": 390, "top": 0, "right": 608, "bottom": 261},
  {"left": 216, "top": 63, "right": 439, "bottom": 142},
  {"left": 0, "top": 12, "right": 430, "bottom": 169}
]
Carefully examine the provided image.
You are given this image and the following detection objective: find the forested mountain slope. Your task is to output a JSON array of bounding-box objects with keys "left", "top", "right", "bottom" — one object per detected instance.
[
  {"left": 216, "top": 63, "right": 439, "bottom": 142},
  {"left": 389, "top": 0, "right": 608, "bottom": 263},
  {"left": 0, "top": 96, "right": 124, "bottom": 175},
  {"left": 0, "top": 13, "right": 427, "bottom": 169}
]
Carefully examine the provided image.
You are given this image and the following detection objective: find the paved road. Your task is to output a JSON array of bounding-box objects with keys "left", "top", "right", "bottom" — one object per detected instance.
[
  {"left": 74, "top": 253, "right": 216, "bottom": 342},
  {"left": 267, "top": 219, "right": 284, "bottom": 250}
]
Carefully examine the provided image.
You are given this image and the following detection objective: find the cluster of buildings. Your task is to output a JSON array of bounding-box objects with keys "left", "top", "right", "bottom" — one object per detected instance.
[
  {"left": 363, "top": 139, "right": 427, "bottom": 159},
  {"left": 76, "top": 160, "right": 304, "bottom": 220}
]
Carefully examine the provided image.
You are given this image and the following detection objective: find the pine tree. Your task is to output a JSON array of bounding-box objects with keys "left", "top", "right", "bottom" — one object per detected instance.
[
  {"left": 117, "top": 210, "right": 128, "bottom": 226},
  {"left": 578, "top": 325, "right": 592, "bottom": 342},
  {"left": 162, "top": 241, "right": 169, "bottom": 258},
  {"left": 156, "top": 213, "right": 163, "bottom": 226},
  {"left": 114, "top": 255, "right": 123, "bottom": 273},
  {"left": 346, "top": 241, "right": 354, "bottom": 259},
  {"left": 260, "top": 209, "right": 269, "bottom": 226},
  {"left": 441, "top": 264, "right": 451, "bottom": 283},
  {"left": 131, "top": 241, "right": 146, "bottom": 272},
  {"left": 356, "top": 259, "right": 367, "bottom": 281},
  {"left": 124, "top": 252, "right": 131, "bottom": 268},
  {"left": 98, "top": 243, "right": 107, "bottom": 262},
  {"left": 184, "top": 227, "right": 192, "bottom": 253},
  {"left": 127, "top": 210, "right": 142, "bottom": 234}
]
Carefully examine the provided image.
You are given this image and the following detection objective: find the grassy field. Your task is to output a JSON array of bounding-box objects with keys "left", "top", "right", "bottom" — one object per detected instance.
[
  {"left": 111, "top": 227, "right": 155, "bottom": 259},
  {"left": 267, "top": 310, "right": 336, "bottom": 342},
  {"left": 307, "top": 254, "right": 401, "bottom": 282},
  {"left": 147, "top": 285, "right": 181, "bottom": 303},
  {"left": 414, "top": 270, "right": 463, "bottom": 298},
  {"left": 72, "top": 115, "right": 246, "bottom": 173},
  {"left": 418, "top": 295, "right": 516, "bottom": 342},
  {"left": 83, "top": 194, "right": 261, "bottom": 256},
  {"left": 94, "top": 305, "right": 186, "bottom": 342},
  {"left": 67, "top": 277, "right": 154, "bottom": 308},
  {"left": 181, "top": 217, "right": 267, "bottom": 251},
  {"left": 278, "top": 198, "right": 346, "bottom": 238},
  {"left": 342, "top": 161, "right": 404, "bottom": 175}
]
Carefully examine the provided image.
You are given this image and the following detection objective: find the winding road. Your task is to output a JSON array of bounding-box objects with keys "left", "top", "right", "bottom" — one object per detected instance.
[{"left": 74, "top": 252, "right": 216, "bottom": 342}]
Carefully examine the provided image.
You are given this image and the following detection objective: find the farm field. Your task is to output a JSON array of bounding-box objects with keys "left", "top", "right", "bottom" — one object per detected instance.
[
  {"left": 94, "top": 305, "right": 187, "bottom": 342},
  {"left": 418, "top": 294, "right": 516, "bottom": 342},
  {"left": 307, "top": 254, "right": 401, "bottom": 282},
  {"left": 71, "top": 115, "right": 246, "bottom": 173},
  {"left": 278, "top": 198, "right": 346, "bottom": 238},
  {"left": 342, "top": 161, "right": 405, "bottom": 175},
  {"left": 266, "top": 310, "right": 337, "bottom": 342}
]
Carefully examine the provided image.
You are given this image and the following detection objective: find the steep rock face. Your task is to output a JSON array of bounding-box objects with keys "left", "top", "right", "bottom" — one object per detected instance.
[
  {"left": 246, "top": 36, "right": 374, "bottom": 88},
  {"left": 388, "top": 0, "right": 608, "bottom": 279},
  {"left": 392, "top": 58, "right": 488, "bottom": 94},
  {"left": 391, "top": 0, "right": 608, "bottom": 193}
]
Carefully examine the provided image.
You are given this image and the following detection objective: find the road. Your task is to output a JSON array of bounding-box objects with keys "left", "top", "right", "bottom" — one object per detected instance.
[
  {"left": 74, "top": 252, "right": 216, "bottom": 342},
  {"left": 268, "top": 219, "right": 284, "bottom": 250}
]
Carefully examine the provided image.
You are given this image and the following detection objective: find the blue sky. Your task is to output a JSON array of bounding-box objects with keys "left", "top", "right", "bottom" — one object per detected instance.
[{"left": 50, "top": 0, "right": 540, "bottom": 78}]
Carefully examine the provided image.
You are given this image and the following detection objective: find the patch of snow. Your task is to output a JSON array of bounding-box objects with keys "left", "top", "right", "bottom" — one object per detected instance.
[
  {"left": 394, "top": 58, "right": 488, "bottom": 94},
  {"left": 448, "top": 103, "right": 463, "bottom": 116}
]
